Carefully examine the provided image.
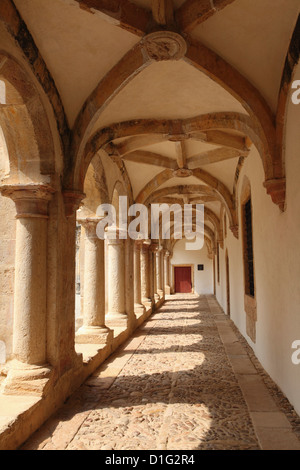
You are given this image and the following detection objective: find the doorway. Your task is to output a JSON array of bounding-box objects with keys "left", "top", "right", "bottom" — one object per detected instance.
[{"left": 174, "top": 266, "right": 193, "bottom": 293}]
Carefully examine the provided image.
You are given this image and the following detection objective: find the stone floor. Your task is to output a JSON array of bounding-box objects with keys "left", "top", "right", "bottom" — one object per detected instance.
[{"left": 21, "top": 295, "right": 300, "bottom": 451}]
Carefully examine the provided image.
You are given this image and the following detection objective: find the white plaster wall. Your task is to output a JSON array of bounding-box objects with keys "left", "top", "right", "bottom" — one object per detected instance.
[
  {"left": 171, "top": 239, "right": 213, "bottom": 295},
  {"left": 215, "top": 68, "right": 300, "bottom": 414}
]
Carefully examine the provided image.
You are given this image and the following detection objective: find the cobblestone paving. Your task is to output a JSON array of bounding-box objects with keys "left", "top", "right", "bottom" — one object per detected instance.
[{"left": 22, "top": 295, "right": 263, "bottom": 450}]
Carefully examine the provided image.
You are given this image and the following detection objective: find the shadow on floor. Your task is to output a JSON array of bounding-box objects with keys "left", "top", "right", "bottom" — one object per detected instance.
[{"left": 21, "top": 296, "right": 260, "bottom": 450}]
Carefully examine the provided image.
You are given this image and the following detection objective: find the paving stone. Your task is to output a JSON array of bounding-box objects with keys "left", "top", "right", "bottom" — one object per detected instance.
[
  {"left": 250, "top": 411, "right": 292, "bottom": 429},
  {"left": 228, "top": 355, "right": 258, "bottom": 375},
  {"left": 20, "top": 295, "right": 300, "bottom": 451},
  {"left": 255, "top": 427, "right": 300, "bottom": 450}
]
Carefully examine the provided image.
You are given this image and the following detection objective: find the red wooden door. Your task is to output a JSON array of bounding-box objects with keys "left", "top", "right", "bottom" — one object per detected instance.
[{"left": 174, "top": 267, "right": 192, "bottom": 293}]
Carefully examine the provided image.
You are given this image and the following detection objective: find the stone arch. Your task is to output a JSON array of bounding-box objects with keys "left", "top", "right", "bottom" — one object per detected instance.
[
  {"left": 68, "top": 113, "right": 264, "bottom": 194},
  {"left": 0, "top": 124, "right": 10, "bottom": 179},
  {"left": 81, "top": 154, "right": 110, "bottom": 215},
  {"left": 272, "top": 15, "right": 300, "bottom": 210},
  {"left": 169, "top": 228, "right": 216, "bottom": 263},
  {"left": 240, "top": 175, "right": 252, "bottom": 209},
  {"left": 0, "top": 53, "right": 56, "bottom": 182},
  {"left": 0, "top": 1, "right": 69, "bottom": 152},
  {"left": 75, "top": 154, "right": 110, "bottom": 332},
  {"left": 136, "top": 168, "right": 236, "bottom": 235}
]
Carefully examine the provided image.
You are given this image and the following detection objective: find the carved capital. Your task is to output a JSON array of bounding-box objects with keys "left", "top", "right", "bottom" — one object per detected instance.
[
  {"left": 63, "top": 191, "right": 85, "bottom": 218},
  {"left": 0, "top": 184, "right": 55, "bottom": 218},
  {"left": 150, "top": 242, "right": 160, "bottom": 252},
  {"left": 142, "top": 31, "right": 187, "bottom": 62},
  {"left": 134, "top": 239, "right": 144, "bottom": 249},
  {"left": 263, "top": 178, "right": 286, "bottom": 212},
  {"left": 230, "top": 225, "right": 239, "bottom": 239},
  {"left": 105, "top": 226, "right": 127, "bottom": 244},
  {"left": 78, "top": 217, "right": 104, "bottom": 240}
]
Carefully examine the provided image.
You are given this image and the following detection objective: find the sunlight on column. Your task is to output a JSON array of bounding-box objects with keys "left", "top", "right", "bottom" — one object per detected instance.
[
  {"left": 0, "top": 81, "right": 6, "bottom": 105},
  {"left": 0, "top": 340, "right": 6, "bottom": 364}
]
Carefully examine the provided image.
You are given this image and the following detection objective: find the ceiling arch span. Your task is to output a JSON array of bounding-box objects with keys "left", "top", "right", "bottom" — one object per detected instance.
[
  {"left": 69, "top": 26, "right": 279, "bottom": 193},
  {"left": 0, "top": 0, "right": 69, "bottom": 152},
  {"left": 67, "top": 113, "right": 261, "bottom": 193},
  {"left": 176, "top": 0, "right": 236, "bottom": 33},
  {"left": 272, "top": 15, "right": 300, "bottom": 211},
  {"left": 184, "top": 40, "right": 276, "bottom": 178},
  {"left": 145, "top": 186, "right": 222, "bottom": 240},
  {"left": 0, "top": 54, "right": 56, "bottom": 182},
  {"left": 169, "top": 223, "right": 216, "bottom": 253},
  {"left": 169, "top": 206, "right": 221, "bottom": 244},
  {"left": 170, "top": 235, "right": 215, "bottom": 259},
  {"left": 135, "top": 168, "right": 237, "bottom": 236},
  {"left": 145, "top": 185, "right": 218, "bottom": 204},
  {"left": 71, "top": 42, "right": 152, "bottom": 172}
]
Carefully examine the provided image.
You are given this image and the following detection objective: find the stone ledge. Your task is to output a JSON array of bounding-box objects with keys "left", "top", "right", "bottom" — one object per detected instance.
[{"left": 0, "top": 300, "right": 160, "bottom": 449}]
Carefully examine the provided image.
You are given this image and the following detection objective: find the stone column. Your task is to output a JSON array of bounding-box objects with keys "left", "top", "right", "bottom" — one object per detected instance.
[
  {"left": 149, "top": 246, "right": 155, "bottom": 306},
  {"left": 125, "top": 237, "right": 136, "bottom": 329},
  {"left": 134, "top": 241, "right": 145, "bottom": 315},
  {"left": 164, "top": 250, "right": 171, "bottom": 295},
  {"left": 140, "top": 241, "right": 152, "bottom": 308},
  {"left": 106, "top": 228, "right": 128, "bottom": 328},
  {"left": 156, "top": 248, "right": 164, "bottom": 299},
  {"left": 161, "top": 248, "right": 165, "bottom": 297},
  {"left": 0, "top": 184, "right": 54, "bottom": 393},
  {"left": 151, "top": 244, "right": 160, "bottom": 303},
  {"left": 76, "top": 218, "right": 112, "bottom": 344}
]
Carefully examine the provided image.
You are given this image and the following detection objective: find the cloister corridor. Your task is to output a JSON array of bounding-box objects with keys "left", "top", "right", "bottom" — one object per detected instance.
[{"left": 21, "top": 295, "right": 300, "bottom": 451}]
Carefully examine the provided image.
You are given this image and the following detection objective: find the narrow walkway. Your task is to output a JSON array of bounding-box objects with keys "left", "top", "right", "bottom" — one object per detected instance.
[{"left": 21, "top": 295, "right": 300, "bottom": 451}]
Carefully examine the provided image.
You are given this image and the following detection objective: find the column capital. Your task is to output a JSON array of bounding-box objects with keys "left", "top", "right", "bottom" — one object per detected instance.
[
  {"left": 141, "top": 240, "right": 151, "bottom": 252},
  {"left": 77, "top": 217, "right": 103, "bottom": 239},
  {"left": 105, "top": 226, "right": 127, "bottom": 245},
  {"left": 134, "top": 239, "right": 144, "bottom": 249},
  {"left": 229, "top": 224, "right": 239, "bottom": 239},
  {"left": 63, "top": 190, "right": 85, "bottom": 217},
  {"left": 150, "top": 242, "right": 160, "bottom": 252},
  {"left": 263, "top": 178, "right": 286, "bottom": 212},
  {"left": 0, "top": 183, "right": 55, "bottom": 218}
]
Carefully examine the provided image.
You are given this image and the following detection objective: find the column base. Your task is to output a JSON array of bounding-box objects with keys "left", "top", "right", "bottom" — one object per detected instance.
[
  {"left": 75, "top": 326, "right": 113, "bottom": 345},
  {"left": 142, "top": 297, "right": 153, "bottom": 309},
  {"left": 0, "top": 360, "right": 53, "bottom": 397},
  {"left": 134, "top": 303, "right": 146, "bottom": 315},
  {"left": 157, "top": 289, "right": 164, "bottom": 299},
  {"left": 106, "top": 312, "right": 129, "bottom": 328},
  {"left": 165, "top": 285, "right": 171, "bottom": 295}
]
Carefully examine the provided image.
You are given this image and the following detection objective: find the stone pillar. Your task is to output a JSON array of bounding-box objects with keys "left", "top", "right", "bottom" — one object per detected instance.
[
  {"left": 141, "top": 242, "right": 152, "bottom": 308},
  {"left": 161, "top": 248, "right": 165, "bottom": 297},
  {"left": 151, "top": 244, "right": 159, "bottom": 303},
  {"left": 149, "top": 247, "right": 155, "bottom": 306},
  {"left": 76, "top": 218, "right": 112, "bottom": 344},
  {"left": 164, "top": 250, "right": 171, "bottom": 295},
  {"left": 0, "top": 184, "right": 54, "bottom": 393},
  {"left": 106, "top": 228, "right": 128, "bottom": 328},
  {"left": 125, "top": 237, "right": 136, "bottom": 329},
  {"left": 156, "top": 248, "right": 164, "bottom": 299},
  {"left": 134, "top": 241, "right": 145, "bottom": 315}
]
